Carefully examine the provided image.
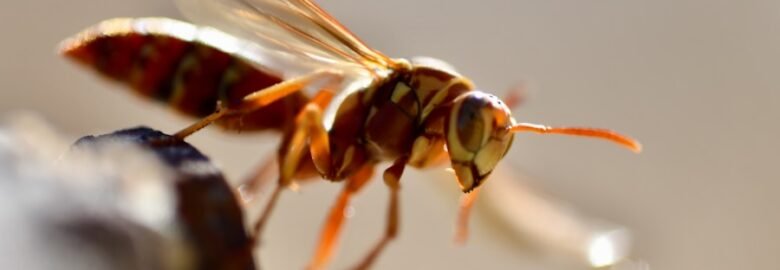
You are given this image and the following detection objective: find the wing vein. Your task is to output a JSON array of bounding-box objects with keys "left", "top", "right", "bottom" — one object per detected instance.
[{"left": 237, "top": 0, "right": 362, "bottom": 65}]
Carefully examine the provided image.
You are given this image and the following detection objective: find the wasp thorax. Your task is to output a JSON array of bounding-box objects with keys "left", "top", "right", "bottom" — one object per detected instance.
[{"left": 446, "top": 91, "right": 514, "bottom": 192}]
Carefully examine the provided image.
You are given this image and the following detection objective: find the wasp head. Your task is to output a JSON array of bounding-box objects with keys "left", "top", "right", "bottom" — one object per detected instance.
[
  {"left": 442, "top": 89, "right": 644, "bottom": 193},
  {"left": 445, "top": 91, "right": 515, "bottom": 192}
]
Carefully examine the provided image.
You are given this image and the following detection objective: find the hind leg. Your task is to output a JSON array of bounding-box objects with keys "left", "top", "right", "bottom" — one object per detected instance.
[
  {"left": 350, "top": 158, "right": 406, "bottom": 270},
  {"left": 173, "top": 69, "right": 343, "bottom": 139}
]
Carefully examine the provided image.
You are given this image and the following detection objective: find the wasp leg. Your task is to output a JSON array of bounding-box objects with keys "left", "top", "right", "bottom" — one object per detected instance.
[
  {"left": 454, "top": 188, "right": 481, "bottom": 244},
  {"left": 350, "top": 158, "right": 405, "bottom": 270},
  {"left": 237, "top": 156, "right": 277, "bottom": 204},
  {"left": 173, "top": 69, "right": 343, "bottom": 139},
  {"left": 238, "top": 155, "right": 325, "bottom": 204},
  {"left": 251, "top": 90, "right": 336, "bottom": 246},
  {"left": 408, "top": 134, "right": 449, "bottom": 168},
  {"left": 503, "top": 83, "right": 526, "bottom": 109},
  {"left": 279, "top": 90, "right": 334, "bottom": 186},
  {"left": 308, "top": 164, "right": 375, "bottom": 270},
  {"left": 172, "top": 104, "right": 229, "bottom": 139},
  {"left": 237, "top": 70, "right": 342, "bottom": 113}
]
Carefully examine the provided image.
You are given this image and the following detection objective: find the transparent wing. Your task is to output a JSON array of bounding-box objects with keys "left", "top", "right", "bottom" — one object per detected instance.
[
  {"left": 174, "top": 0, "right": 396, "bottom": 73},
  {"left": 479, "top": 166, "right": 632, "bottom": 267}
]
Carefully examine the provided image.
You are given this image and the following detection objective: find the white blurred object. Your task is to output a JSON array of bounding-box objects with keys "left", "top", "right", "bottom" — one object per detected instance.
[
  {"left": 480, "top": 166, "right": 632, "bottom": 268},
  {"left": 0, "top": 114, "right": 190, "bottom": 270}
]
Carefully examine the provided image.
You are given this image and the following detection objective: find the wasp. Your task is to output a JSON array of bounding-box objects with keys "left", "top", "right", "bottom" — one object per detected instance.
[{"left": 60, "top": 0, "right": 641, "bottom": 269}]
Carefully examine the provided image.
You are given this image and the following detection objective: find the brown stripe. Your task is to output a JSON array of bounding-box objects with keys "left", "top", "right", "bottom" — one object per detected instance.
[
  {"left": 133, "top": 36, "right": 193, "bottom": 101},
  {"left": 63, "top": 25, "right": 305, "bottom": 132},
  {"left": 168, "top": 43, "right": 233, "bottom": 116},
  {"left": 93, "top": 33, "right": 148, "bottom": 81}
]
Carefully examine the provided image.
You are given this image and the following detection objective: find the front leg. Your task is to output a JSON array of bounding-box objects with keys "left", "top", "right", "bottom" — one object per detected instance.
[
  {"left": 251, "top": 89, "right": 336, "bottom": 245},
  {"left": 454, "top": 188, "right": 480, "bottom": 244},
  {"left": 350, "top": 157, "right": 407, "bottom": 270}
]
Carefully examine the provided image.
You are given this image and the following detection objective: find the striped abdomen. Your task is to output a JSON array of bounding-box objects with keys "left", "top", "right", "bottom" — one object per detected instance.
[{"left": 61, "top": 18, "right": 308, "bottom": 132}]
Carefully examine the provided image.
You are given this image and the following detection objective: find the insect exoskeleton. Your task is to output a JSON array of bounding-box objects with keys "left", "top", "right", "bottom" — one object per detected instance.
[
  {"left": 359, "top": 57, "right": 515, "bottom": 192},
  {"left": 60, "top": 1, "right": 642, "bottom": 269},
  {"left": 446, "top": 91, "right": 516, "bottom": 192},
  {"left": 58, "top": 18, "right": 309, "bottom": 133}
]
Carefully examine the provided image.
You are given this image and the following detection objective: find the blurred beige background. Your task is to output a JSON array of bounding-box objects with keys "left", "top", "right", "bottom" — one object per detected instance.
[{"left": 1, "top": 0, "right": 779, "bottom": 269}]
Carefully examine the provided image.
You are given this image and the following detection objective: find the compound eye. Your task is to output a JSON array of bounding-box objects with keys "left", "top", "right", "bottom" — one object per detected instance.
[
  {"left": 452, "top": 92, "right": 499, "bottom": 156},
  {"left": 456, "top": 98, "right": 487, "bottom": 152}
]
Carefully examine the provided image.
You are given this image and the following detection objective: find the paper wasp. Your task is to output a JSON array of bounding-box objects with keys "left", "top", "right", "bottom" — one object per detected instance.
[{"left": 60, "top": 0, "right": 641, "bottom": 268}]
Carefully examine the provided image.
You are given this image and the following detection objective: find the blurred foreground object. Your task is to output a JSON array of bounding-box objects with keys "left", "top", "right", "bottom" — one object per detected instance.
[{"left": 0, "top": 115, "right": 253, "bottom": 270}]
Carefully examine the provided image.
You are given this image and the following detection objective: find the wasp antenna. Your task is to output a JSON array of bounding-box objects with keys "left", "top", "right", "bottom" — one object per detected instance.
[{"left": 509, "top": 123, "right": 642, "bottom": 153}]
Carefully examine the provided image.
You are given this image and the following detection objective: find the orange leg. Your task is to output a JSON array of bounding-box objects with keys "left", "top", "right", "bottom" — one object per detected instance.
[
  {"left": 173, "top": 69, "right": 343, "bottom": 139},
  {"left": 251, "top": 182, "right": 283, "bottom": 245},
  {"left": 350, "top": 158, "right": 406, "bottom": 270},
  {"left": 453, "top": 188, "right": 481, "bottom": 244},
  {"left": 279, "top": 91, "right": 334, "bottom": 185},
  {"left": 238, "top": 154, "right": 323, "bottom": 204},
  {"left": 408, "top": 134, "right": 449, "bottom": 168},
  {"left": 503, "top": 83, "right": 527, "bottom": 109},
  {"left": 308, "top": 164, "right": 375, "bottom": 270},
  {"left": 237, "top": 156, "right": 277, "bottom": 204},
  {"left": 252, "top": 90, "right": 336, "bottom": 246}
]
